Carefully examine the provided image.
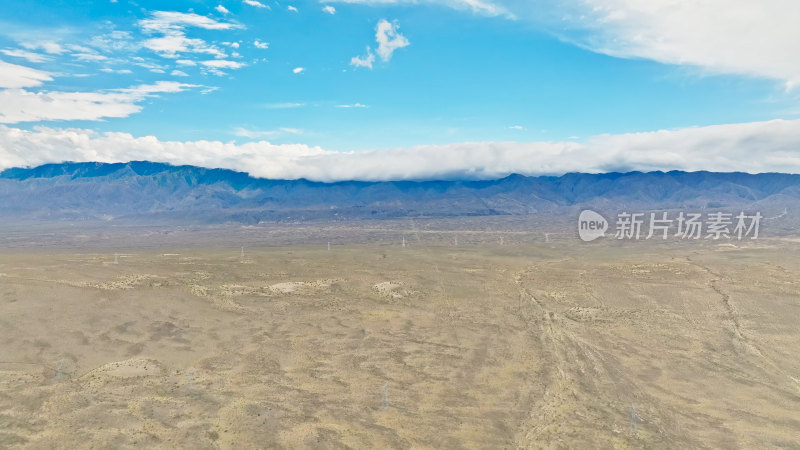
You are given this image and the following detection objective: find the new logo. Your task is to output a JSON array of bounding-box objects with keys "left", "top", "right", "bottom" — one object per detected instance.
[{"left": 578, "top": 209, "right": 608, "bottom": 242}]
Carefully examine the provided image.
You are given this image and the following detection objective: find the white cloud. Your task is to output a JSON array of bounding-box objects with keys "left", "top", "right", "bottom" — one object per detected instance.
[
  {"left": 330, "top": 1, "right": 800, "bottom": 87},
  {"left": 413, "top": 1, "right": 800, "bottom": 87},
  {"left": 87, "top": 31, "right": 139, "bottom": 54},
  {"left": 0, "top": 60, "right": 53, "bottom": 89},
  {"left": 350, "top": 48, "right": 375, "bottom": 69},
  {"left": 375, "top": 19, "right": 409, "bottom": 61},
  {"left": 243, "top": 0, "right": 269, "bottom": 8},
  {"left": 350, "top": 19, "right": 408, "bottom": 69},
  {"left": 0, "top": 126, "right": 325, "bottom": 178},
  {"left": 72, "top": 52, "right": 108, "bottom": 62},
  {"left": 176, "top": 59, "right": 197, "bottom": 66},
  {"left": 287, "top": 5, "right": 299, "bottom": 12},
  {"left": 21, "top": 41, "right": 65, "bottom": 55},
  {"left": 198, "top": 59, "right": 245, "bottom": 76},
  {"left": 142, "top": 34, "right": 227, "bottom": 59},
  {"left": 139, "top": 11, "right": 240, "bottom": 33},
  {"left": 1, "top": 49, "right": 49, "bottom": 63},
  {"left": 326, "top": 0, "right": 508, "bottom": 17},
  {"left": 100, "top": 68, "right": 133, "bottom": 74},
  {"left": 3, "top": 119, "right": 800, "bottom": 181},
  {"left": 133, "top": 60, "right": 167, "bottom": 72},
  {"left": 337, "top": 103, "right": 368, "bottom": 108},
  {"left": 0, "top": 81, "right": 198, "bottom": 124},
  {"left": 293, "top": 67, "right": 304, "bottom": 74},
  {"left": 201, "top": 60, "right": 245, "bottom": 69},
  {"left": 138, "top": 11, "right": 240, "bottom": 60},
  {"left": 215, "top": 4, "right": 230, "bottom": 14},
  {"left": 519, "top": 0, "right": 800, "bottom": 88},
  {"left": 254, "top": 40, "right": 269, "bottom": 49},
  {"left": 507, "top": 125, "right": 524, "bottom": 130},
  {"left": 171, "top": 70, "right": 189, "bottom": 76},
  {"left": 322, "top": 5, "right": 336, "bottom": 14}
]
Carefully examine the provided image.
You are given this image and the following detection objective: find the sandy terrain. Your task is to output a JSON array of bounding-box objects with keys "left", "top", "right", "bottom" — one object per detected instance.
[{"left": 1, "top": 228, "right": 799, "bottom": 448}]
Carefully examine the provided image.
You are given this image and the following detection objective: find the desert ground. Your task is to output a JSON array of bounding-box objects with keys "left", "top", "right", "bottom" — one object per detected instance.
[{"left": 1, "top": 220, "right": 799, "bottom": 448}]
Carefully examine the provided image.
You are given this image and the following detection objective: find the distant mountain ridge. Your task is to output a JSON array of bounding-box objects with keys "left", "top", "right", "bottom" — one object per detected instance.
[{"left": 1, "top": 161, "right": 799, "bottom": 224}]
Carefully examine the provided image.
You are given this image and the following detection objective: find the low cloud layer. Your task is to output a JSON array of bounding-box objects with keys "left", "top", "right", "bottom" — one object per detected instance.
[{"left": 2, "top": 119, "right": 799, "bottom": 181}]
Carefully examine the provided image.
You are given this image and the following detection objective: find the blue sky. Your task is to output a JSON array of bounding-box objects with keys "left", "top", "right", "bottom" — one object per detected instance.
[{"left": 1, "top": 0, "right": 799, "bottom": 180}]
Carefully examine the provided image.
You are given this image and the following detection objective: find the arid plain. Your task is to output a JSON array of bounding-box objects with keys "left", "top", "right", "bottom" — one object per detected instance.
[{"left": 1, "top": 220, "right": 799, "bottom": 448}]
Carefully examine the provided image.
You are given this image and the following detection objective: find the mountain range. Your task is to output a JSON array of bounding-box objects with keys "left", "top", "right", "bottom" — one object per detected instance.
[{"left": 1, "top": 161, "right": 798, "bottom": 224}]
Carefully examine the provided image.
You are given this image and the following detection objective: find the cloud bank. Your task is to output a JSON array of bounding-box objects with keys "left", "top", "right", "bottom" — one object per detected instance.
[{"left": 2, "top": 119, "right": 800, "bottom": 181}]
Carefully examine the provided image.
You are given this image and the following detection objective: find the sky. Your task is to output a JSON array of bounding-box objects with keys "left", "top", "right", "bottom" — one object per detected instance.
[{"left": 1, "top": 0, "right": 799, "bottom": 180}]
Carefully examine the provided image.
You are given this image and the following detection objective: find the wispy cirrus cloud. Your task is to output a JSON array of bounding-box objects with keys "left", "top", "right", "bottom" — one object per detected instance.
[
  {"left": 138, "top": 11, "right": 240, "bottom": 34},
  {"left": 100, "top": 68, "right": 133, "bottom": 74},
  {"left": 0, "top": 81, "right": 199, "bottom": 124},
  {"left": 327, "top": 0, "right": 509, "bottom": 17},
  {"left": 0, "top": 60, "right": 53, "bottom": 88},
  {"left": 242, "top": 0, "right": 269, "bottom": 8},
  {"left": 1, "top": 49, "right": 49, "bottom": 63},
  {"left": 141, "top": 31, "right": 226, "bottom": 59},
  {"left": 138, "top": 11, "right": 241, "bottom": 61},
  {"left": 201, "top": 59, "right": 245, "bottom": 69},
  {"left": 20, "top": 41, "right": 65, "bottom": 55},
  {"left": 199, "top": 59, "right": 246, "bottom": 76}
]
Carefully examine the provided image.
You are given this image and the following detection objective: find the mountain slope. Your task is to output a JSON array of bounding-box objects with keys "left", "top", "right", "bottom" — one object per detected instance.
[{"left": 1, "top": 161, "right": 798, "bottom": 224}]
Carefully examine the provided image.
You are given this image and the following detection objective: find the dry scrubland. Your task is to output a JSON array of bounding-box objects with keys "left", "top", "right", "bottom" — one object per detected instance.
[{"left": 1, "top": 223, "right": 800, "bottom": 448}]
